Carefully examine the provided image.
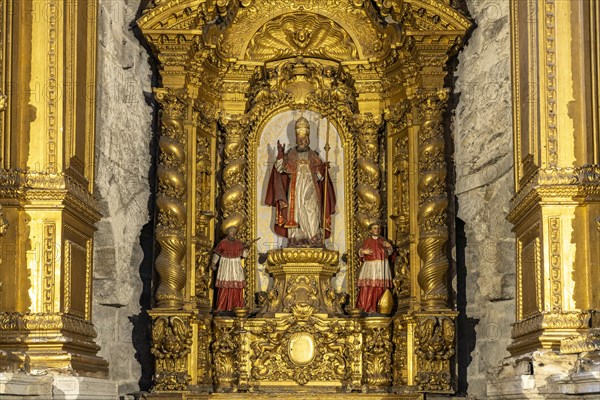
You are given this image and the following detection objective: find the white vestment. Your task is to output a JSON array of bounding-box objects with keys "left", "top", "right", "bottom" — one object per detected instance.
[{"left": 276, "top": 151, "right": 323, "bottom": 241}]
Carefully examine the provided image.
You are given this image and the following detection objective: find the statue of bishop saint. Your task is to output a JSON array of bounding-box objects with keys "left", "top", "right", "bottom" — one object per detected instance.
[{"left": 265, "top": 116, "right": 336, "bottom": 247}]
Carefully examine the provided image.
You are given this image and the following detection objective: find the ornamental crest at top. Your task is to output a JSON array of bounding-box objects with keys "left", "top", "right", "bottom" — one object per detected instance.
[{"left": 139, "top": 0, "right": 470, "bottom": 64}]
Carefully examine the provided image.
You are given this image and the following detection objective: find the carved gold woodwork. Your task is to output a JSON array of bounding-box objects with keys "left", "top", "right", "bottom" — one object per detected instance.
[
  {"left": 262, "top": 248, "right": 343, "bottom": 316},
  {"left": 150, "top": 311, "right": 195, "bottom": 391},
  {"left": 509, "top": 0, "right": 600, "bottom": 357},
  {"left": 155, "top": 88, "right": 190, "bottom": 308},
  {"left": 138, "top": 0, "right": 470, "bottom": 397},
  {"left": 0, "top": 0, "right": 109, "bottom": 376},
  {"left": 415, "top": 90, "right": 450, "bottom": 309}
]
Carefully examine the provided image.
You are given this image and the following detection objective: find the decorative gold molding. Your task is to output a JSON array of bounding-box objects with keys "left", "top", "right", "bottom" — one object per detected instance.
[
  {"left": 246, "top": 13, "right": 358, "bottom": 62},
  {"left": 560, "top": 329, "right": 600, "bottom": 354}
]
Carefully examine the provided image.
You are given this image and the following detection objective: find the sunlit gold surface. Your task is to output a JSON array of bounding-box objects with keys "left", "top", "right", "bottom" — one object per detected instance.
[
  {"left": 136, "top": 0, "right": 470, "bottom": 397},
  {"left": 0, "top": 0, "right": 107, "bottom": 375},
  {"left": 509, "top": 0, "right": 600, "bottom": 356}
]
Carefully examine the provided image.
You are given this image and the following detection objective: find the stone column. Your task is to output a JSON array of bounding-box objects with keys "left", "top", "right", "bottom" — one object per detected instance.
[
  {"left": 488, "top": 1, "right": 600, "bottom": 397},
  {"left": 0, "top": 1, "right": 116, "bottom": 397}
]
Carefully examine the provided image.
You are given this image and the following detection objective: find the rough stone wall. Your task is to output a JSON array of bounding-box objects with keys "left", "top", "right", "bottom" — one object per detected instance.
[
  {"left": 452, "top": 0, "right": 515, "bottom": 398},
  {"left": 93, "top": 0, "right": 154, "bottom": 395}
]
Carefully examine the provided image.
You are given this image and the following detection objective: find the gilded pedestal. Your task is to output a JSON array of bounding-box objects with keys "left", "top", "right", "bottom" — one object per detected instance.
[{"left": 260, "top": 248, "right": 342, "bottom": 316}]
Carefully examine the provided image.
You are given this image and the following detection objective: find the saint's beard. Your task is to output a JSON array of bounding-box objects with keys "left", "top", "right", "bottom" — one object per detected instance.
[{"left": 296, "top": 144, "right": 309, "bottom": 152}]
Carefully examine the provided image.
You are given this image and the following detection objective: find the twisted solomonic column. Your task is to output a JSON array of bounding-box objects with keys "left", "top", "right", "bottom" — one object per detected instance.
[
  {"left": 416, "top": 90, "right": 450, "bottom": 309},
  {"left": 354, "top": 113, "right": 384, "bottom": 233},
  {"left": 154, "top": 88, "right": 189, "bottom": 308},
  {"left": 219, "top": 114, "right": 250, "bottom": 236}
]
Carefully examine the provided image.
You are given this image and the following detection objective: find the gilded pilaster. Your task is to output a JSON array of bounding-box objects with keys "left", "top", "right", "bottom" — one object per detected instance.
[
  {"left": 154, "top": 88, "right": 189, "bottom": 309},
  {"left": 362, "top": 318, "right": 393, "bottom": 389},
  {"left": 0, "top": 0, "right": 109, "bottom": 376},
  {"left": 413, "top": 312, "right": 457, "bottom": 393},
  {"left": 193, "top": 101, "right": 218, "bottom": 312},
  {"left": 508, "top": 0, "right": 600, "bottom": 356}
]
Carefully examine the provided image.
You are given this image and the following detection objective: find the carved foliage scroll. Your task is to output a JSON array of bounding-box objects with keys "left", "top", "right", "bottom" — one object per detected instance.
[
  {"left": 414, "top": 314, "right": 455, "bottom": 392},
  {"left": 246, "top": 13, "right": 359, "bottom": 62},
  {"left": 151, "top": 315, "right": 193, "bottom": 391}
]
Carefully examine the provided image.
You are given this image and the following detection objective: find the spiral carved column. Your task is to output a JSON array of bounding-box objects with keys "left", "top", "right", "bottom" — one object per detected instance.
[
  {"left": 154, "top": 88, "right": 189, "bottom": 308},
  {"left": 219, "top": 114, "right": 250, "bottom": 237},
  {"left": 354, "top": 113, "right": 384, "bottom": 234},
  {"left": 416, "top": 90, "right": 450, "bottom": 309}
]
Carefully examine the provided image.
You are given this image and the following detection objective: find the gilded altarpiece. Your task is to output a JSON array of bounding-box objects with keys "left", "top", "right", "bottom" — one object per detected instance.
[{"left": 138, "top": 1, "right": 470, "bottom": 398}]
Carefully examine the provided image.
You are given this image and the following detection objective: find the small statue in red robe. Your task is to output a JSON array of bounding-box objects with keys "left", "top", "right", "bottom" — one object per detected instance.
[
  {"left": 264, "top": 116, "right": 336, "bottom": 247},
  {"left": 356, "top": 223, "right": 393, "bottom": 313},
  {"left": 211, "top": 226, "right": 249, "bottom": 312}
]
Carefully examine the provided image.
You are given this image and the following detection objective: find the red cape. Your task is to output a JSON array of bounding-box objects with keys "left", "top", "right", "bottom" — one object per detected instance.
[{"left": 264, "top": 148, "right": 336, "bottom": 239}]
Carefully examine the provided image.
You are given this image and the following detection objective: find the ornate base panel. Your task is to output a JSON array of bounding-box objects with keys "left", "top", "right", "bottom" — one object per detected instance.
[{"left": 212, "top": 307, "right": 397, "bottom": 393}]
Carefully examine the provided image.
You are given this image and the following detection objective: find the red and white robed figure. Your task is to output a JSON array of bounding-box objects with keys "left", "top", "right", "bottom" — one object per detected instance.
[
  {"left": 356, "top": 223, "right": 393, "bottom": 313},
  {"left": 211, "top": 226, "right": 249, "bottom": 311},
  {"left": 264, "top": 116, "right": 336, "bottom": 247}
]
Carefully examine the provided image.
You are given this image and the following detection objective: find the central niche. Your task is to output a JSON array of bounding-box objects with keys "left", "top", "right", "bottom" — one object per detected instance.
[{"left": 254, "top": 110, "right": 348, "bottom": 293}]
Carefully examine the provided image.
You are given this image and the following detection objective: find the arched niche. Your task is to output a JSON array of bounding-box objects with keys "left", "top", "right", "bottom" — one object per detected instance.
[{"left": 253, "top": 109, "right": 348, "bottom": 293}]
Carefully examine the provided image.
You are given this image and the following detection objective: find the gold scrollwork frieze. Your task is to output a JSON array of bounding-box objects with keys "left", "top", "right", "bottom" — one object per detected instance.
[
  {"left": 508, "top": 166, "right": 600, "bottom": 224},
  {"left": 560, "top": 329, "right": 600, "bottom": 354},
  {"left": 0, "top": 312, "right": 98, "bottom": 338},
  {"left": 511, "top": 310, "right": 592, "bottom": 339}
]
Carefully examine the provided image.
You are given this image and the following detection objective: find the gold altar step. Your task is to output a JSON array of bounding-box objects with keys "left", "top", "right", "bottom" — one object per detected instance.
[{"left": 146, "top": 393, "right": 423, "bottom": 400}]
